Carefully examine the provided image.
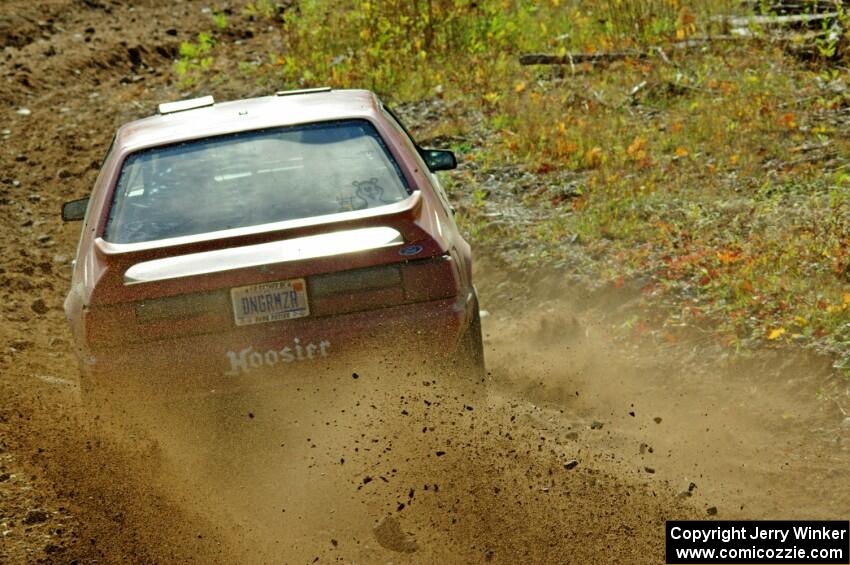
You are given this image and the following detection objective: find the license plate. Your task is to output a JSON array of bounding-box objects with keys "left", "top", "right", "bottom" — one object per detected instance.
[{"left": 230, "top": 278, "right": 310, "bottom": 327}]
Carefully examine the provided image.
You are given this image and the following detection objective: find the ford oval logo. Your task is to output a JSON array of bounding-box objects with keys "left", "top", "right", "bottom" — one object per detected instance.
[{"left": 399, "top": 245, "right": 423, "bottom": 257}]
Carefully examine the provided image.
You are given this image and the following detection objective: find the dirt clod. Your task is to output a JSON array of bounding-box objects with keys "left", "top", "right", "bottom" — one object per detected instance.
[
  {"left": 31, "top": 299, "right": 48, "bottom": 314},
  {"left": 23, "top": 509, "right": 50, "bottom": 525}
]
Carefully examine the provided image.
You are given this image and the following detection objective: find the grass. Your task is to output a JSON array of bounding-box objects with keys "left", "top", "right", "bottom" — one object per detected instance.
[{"left": 176, "top": 0, "right": 850, "bottom": 373}]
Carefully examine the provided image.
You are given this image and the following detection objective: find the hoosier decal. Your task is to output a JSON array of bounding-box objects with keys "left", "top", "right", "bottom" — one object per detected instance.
[{"left": 225, "top": 337, "right": 331, "bottom": 376}]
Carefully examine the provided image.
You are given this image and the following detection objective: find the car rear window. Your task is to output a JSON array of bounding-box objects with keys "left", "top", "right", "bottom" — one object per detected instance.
[{"left": 104, "top": 119, "right": 411, "bottom": 244}]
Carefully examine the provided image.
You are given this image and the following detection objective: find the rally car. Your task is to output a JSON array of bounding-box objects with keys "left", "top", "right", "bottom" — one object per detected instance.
[{"left": 62, "top": 88, "right": 483, "bottom": 401}]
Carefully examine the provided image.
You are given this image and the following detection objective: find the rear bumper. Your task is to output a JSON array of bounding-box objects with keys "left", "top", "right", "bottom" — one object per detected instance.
[{"left": 81, "top": 292, "right": 474, "bottom": 398}]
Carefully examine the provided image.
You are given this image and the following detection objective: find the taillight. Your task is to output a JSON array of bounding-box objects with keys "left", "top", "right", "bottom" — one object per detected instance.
[
  {"left": 310, "top": 265, "right": 401, "bottom": 297},
  {"left": 401, "top": 254, "right": 459, "bottom": 302},
  {"left": 308, "top": 264, "right": 404, "bottom": 317},
  {"left": 135, "top": 291, "right": 228, "bottom": 322},
  {"left": 306, "top": 256, "right": 459, "bottom": 317},
  {"left": 85, "top": 291, "right": 231, "bottom": 350}
]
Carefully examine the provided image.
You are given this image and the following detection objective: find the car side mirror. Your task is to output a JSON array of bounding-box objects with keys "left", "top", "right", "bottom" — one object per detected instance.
[
  {"left": 420, "top": 148, "right": 457, "bottom": 172},
  {"left": 62, "top": 197, "right": 89, "bottom": 222}
]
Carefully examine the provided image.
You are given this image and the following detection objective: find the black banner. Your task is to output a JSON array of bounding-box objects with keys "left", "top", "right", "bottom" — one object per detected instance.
[{"left": 666, "top": 521, "right": 849, "bottom": 564}]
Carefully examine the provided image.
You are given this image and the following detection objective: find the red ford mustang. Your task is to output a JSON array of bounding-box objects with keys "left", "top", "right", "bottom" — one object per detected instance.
[{"left": 62, "top": 88, "right": 483, "bottom": 401}]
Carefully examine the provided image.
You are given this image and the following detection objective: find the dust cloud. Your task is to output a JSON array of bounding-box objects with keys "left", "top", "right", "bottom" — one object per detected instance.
[{"left": 6, "top": 259, "right": 850, "bottom": 563}]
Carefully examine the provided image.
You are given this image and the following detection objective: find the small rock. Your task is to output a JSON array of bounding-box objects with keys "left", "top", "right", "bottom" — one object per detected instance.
[
  {"left": 57, "top": 169, "right": 73, "bottom": 179},
  {"left": 841, "top": 417, "right": 850, "bottom": 429},
  {"left": 563, "top": 459, "right": 579, "bottom": 470},
  {"left": 654, "top": 417, "right": 662, "bottom": 424},
  {"left": 479, "top": 309, "right": 490, "bottom": 319},
  {"left": 644, "top": 466, "right": 656, "bottom": 474},
  {"left": 23, "top": 509, "right": 50, "bottom": 525},
  {"left": 31, "top": 299, "right": 48, "bottom": 315},
  {"left": 44, "top": 543, "right": 63, "bottom": 554},
  {"left": 16, "top": 108, "right": 32, "bottom": 116},
  {"left": 590, "top": 420, "right": 604, "bottom": 430},
  {"left": 0, "top": 472, "right": 10, "bottom": 482},
  {"left": 676, "top": 490, "right": 692, "bottom": 499},
  {"left": 15, "top": 154, "right": 27, "bottom": 162},
  {"left": 706, "top": 506, "right": 718, "bottom": 516}
]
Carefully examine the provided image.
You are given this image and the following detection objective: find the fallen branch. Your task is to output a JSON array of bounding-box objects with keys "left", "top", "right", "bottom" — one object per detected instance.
[
  {"left": 519, "top": 51, "right": 648, "bottom": 65},
  {"left": 740, "top": 0, "right": 846, "bottom": 14},
  {"left": 713, "top": 11, "right": 839, "bottom": 28},
  {"left": 519, "top": 38, "right": 740, "bottom": 66},
  {"left": 519, "top": 31, "right": 834, "bottom": 67}
]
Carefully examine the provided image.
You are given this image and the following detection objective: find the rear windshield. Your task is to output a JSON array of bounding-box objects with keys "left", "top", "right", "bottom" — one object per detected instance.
[{"left": 104, "top": 119, "right": 411, "bottom": 244}]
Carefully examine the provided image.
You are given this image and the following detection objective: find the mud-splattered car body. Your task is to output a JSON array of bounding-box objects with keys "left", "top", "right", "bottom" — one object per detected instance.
[{"left": 62, "top": 88, "right": 482, "bottom": 399}]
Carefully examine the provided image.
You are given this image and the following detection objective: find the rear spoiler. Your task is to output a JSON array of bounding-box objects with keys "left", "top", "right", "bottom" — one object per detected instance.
[
  {"left": 86, "top": 192, "right": 442, "bottom": 303},
  {"left": 94, "top": 192, "right": 428, "bottom": 264}
]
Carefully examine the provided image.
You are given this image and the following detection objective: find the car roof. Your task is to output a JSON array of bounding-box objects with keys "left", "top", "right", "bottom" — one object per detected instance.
[{"left": 115, "top": 89, "right": 383, "bottom": 152}]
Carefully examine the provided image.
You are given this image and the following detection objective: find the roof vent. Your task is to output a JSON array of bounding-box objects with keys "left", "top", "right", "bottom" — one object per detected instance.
[
  {"left": 275, "top": 87, "right": 332, "bottom": 97},
  {"left": 158, "top": 95, "right": 215, "bottom": 115}
]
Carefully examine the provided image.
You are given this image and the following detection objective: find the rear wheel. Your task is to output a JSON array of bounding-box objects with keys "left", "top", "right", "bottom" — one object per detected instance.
[
  {"left": 446, "top": 294, "right": 486, "bottom": 403},
  {"left": 456, "top": 303, "right": 485, "bottom": 378}
]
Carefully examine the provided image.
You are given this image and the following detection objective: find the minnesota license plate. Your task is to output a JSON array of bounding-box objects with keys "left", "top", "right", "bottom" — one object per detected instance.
[{"left": 230, "top": 278, "right": 310, "bottom": 327}]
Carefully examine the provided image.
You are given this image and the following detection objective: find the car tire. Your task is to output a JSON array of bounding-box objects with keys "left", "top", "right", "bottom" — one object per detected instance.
[{"left": 447, "top": 294, "right": 486, "bottom": 400}]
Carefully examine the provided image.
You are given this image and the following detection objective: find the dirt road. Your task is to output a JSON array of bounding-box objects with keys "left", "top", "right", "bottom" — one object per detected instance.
[{"left": 1, "top": 2, "right": 848, "bottom": 563}]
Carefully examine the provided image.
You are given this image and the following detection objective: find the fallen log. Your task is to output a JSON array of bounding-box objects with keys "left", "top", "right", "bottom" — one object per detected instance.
[
  {"left": 519, "top": 51, "right": 648, "bottom": 65},
  {"left": 740, "top": 0, "right": 846, "bottom": 14},
  {"left": 519, "top": 29, "right": 838, "bottom": 67},
  {"left": 519, "top": 38, "right": 739, "bottom": 66},
  {"left": 713, "top": 11, "right": 839, "bottom": 28}
]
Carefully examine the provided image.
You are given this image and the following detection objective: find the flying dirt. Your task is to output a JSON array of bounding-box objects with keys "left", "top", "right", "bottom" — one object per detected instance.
[{"left": 1, "top": 2, "right": 848, "bottom": 564}]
